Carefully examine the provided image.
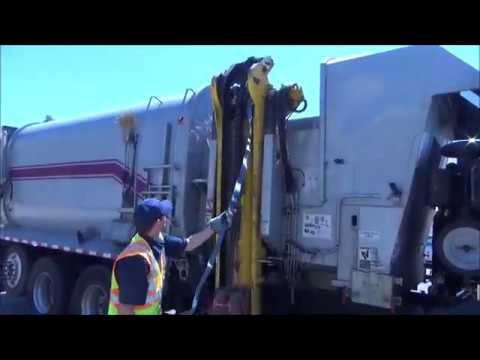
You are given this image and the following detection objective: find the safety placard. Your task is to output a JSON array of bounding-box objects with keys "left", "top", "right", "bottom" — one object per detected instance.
[
  {"left": 303, "top": 213, "right": 332, "bottom": 240},
  {"left": 358, "top": 247, "right": 378, "bottom": 271},
  {"left": 359, "top": 247, "right": 377, "bottom": 261}
]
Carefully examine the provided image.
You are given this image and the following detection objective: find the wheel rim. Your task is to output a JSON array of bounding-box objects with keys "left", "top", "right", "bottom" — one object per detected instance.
[
  {"left": 5, "top": 253, "right": 22, "bottom": 289},
  {"left": 81, "top": 284, "right": 108, "bottom": 315},
  {"left": 442, "top": 227, "right": 480, "bottom": 272},
  {"left": 33, "top": 272, "right": 54, "bottom": 314}
]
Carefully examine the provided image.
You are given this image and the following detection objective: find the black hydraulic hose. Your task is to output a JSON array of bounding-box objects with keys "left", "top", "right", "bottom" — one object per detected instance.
[
  {"left": 186, "top": 106, "right": 253, "bottom": 315},
  {"left": 276, "top": 88, "right": 297, "bottom": 193},
  {"left": 130, "top": 134, "right": 139, "bottom": 204},
  {"left": 222, "top": 85, "right": 246, "bottom": 285},
  {"left": 185, "top": 57, "right": 277, "bottom": 314},
  {"left": 293, "top": 99, "right": 307, "bottom": 113},
  {"left": 122, "top": 132, "right": 139, "bottom": 207}
]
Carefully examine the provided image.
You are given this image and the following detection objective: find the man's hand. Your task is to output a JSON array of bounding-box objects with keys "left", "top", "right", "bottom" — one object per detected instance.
[
  {"left": 208, "top": 211, "right": 232, "bottom": 234},
  {"left": 185, "top": 211, "right": 233, "bottom": 252}
]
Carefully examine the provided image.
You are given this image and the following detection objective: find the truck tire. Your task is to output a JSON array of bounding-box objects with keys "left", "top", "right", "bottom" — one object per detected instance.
[
  {"left": 2, "top": 245, "right": 31, "bottom": 297},
  {"left": 28, "top": 257, "right": 70, "bottom": 314},
  {"left": 435, "top": 220, "right": 480, "bottom": 277},
  {"left": 70, "top": 265, "right": 111, "bottom": 315}
]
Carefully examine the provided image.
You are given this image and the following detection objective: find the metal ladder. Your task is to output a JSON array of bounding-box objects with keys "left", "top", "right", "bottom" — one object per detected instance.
[
  {"left": 118, "top": 167, "right": 175, "bottom": 213},
  {"left": 118, "top": 94, "right": 170, "bottom": 216},
  {"left": 142, "top": 164, "right": 176, "bottom": 232},
  {"left": 141, "top": 164, "right": 175, "bottom": 201},
  {"left": 119, "top": 164, "right": 176, "bottom": 230}
]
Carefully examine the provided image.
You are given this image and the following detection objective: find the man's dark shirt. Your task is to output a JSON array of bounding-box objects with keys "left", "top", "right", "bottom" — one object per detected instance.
[{"left": 115, "top": 234, "right": 187, "bottom": 305}]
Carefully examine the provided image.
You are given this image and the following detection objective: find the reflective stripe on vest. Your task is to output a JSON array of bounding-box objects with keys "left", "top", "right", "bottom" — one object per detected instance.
[{"left": 108, "top": 234, "right": 165, "bottom": 315}]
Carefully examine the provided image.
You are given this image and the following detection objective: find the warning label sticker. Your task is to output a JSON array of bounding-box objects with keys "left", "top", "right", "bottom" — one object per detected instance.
[
  {"left": 359, "top": 247, "right": 377, "bottom": 261},
  {"left": 303, "top": 213, "right": 332, "bottom": 240},
  {"left": 358, "top": 247, "right": 378, "bottom": 271},
  {"left": 359, "top": 230, "right": 381, "bottom": 243}
]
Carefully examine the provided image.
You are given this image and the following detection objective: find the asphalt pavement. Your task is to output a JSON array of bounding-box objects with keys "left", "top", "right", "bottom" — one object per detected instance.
[{"left": 1, "top": 291, "right": 479, "bottom": 315}]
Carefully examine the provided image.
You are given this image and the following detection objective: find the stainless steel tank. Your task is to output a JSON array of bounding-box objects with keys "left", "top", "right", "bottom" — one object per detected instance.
[{"left": 3, "top": 86, "right": 212, "bottom": 242}]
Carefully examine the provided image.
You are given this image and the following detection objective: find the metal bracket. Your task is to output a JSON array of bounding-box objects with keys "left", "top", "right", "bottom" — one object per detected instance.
[
  {"left": 173, "top": 258, "right": 189, "bottom": 282},
  {"left": 146, "top": 96, "right": 164, "bottom": 112},
  {"left": 181, "top": 88, "right": 196, "bottom": 105},
  {"left": 192, "top": 178, "right": 207, "bottom": 192}
]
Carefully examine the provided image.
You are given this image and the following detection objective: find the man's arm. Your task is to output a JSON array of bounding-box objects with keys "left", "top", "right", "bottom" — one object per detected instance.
[
  {"left": 185, "top": 211, "right": 232, "bottom": 252},
  {"left": 185, "top": 227, "right": 215, "bottom": 252}
]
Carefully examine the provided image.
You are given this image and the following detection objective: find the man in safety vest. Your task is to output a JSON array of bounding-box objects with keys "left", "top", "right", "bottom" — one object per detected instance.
[{"left": 108, "top": 198, "right": 231, "bottom": 315}]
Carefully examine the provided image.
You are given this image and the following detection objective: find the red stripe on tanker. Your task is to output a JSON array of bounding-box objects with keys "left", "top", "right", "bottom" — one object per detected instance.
[{"left": 10, "top": 160, "right": 147, "bottom": 193}]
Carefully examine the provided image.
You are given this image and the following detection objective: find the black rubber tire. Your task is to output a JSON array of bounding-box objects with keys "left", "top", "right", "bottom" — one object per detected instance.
[
  {"left": 69, "top": 265, "right": 111, "bottom": 315},
  {"left": 435, "top": 220, "right": 480, "bottom": 277},
  {"left": 28, "top": 257, "right": 70, "bottom": 314},
  {"left": 2, "top": 245, "right": 31, "bottom": 297}
]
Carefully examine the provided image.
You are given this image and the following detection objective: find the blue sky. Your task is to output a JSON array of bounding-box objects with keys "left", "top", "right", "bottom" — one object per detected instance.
[{"left": 1, "top": 45, "right": 478, "bottom": 127}]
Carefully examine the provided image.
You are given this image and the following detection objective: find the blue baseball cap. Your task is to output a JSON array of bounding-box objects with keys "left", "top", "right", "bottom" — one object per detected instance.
[{"left": 134, "top": 198, "right": 173, "bottom": 233}]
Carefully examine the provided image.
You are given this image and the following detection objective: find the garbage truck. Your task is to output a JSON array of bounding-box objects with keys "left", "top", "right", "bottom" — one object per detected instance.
[{"left": 1, "top": 45, "right": 479, "bottom": 314}]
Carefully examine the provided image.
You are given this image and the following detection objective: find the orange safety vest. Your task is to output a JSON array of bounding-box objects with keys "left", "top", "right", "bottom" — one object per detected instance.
[{"left": 108, "top": 233, "right": 166, "bottom": 315}]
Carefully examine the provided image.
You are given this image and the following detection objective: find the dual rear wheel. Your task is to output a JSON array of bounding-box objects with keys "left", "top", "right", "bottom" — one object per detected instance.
[{"left": 2, "top": 245, "right": 111, "bottom": 315}]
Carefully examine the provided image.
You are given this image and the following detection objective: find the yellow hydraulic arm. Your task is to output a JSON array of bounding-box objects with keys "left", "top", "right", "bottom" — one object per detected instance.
[{"left": 209, "top": 57, "right": 304, "bottom": 314}]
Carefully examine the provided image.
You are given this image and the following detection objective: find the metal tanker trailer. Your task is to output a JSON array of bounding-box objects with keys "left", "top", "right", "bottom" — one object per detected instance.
[{"left": 0, "top": 86, "right": 213, "bottom": 314}]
